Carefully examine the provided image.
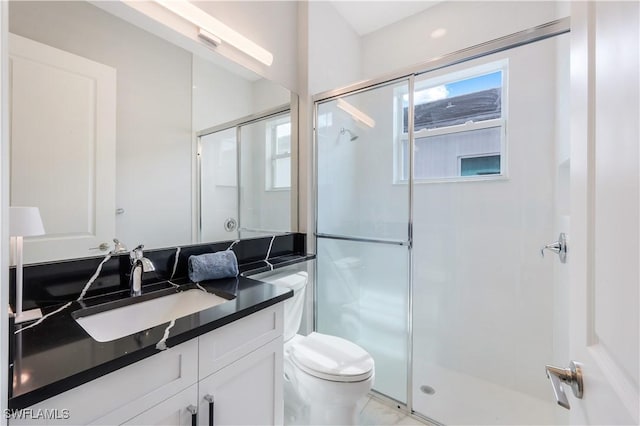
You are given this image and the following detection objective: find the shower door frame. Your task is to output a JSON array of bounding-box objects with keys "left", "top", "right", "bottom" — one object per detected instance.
[{"left": 312, "top": 17, "right": 570, "bottom": 422}]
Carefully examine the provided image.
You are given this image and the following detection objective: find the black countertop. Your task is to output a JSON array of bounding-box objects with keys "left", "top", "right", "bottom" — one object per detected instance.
[{"left": 9, "top": 268, "right": 302, "bottom": 409}]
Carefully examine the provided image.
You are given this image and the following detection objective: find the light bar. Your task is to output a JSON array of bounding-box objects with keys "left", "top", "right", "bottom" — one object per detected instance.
[
  {"left": 155, "top": 0, "right": 273, "bottom": 66},
  {"left": 336, "top": 99, "right": 376, "bottom": 128}
]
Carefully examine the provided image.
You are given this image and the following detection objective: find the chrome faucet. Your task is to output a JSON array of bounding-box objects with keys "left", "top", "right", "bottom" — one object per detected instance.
[{"left": 129, "top": 245, "right": 155, "bottom": 296}]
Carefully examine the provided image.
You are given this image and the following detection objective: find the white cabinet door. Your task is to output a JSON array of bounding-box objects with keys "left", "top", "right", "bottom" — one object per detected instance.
[
  {"left": 198, "top": 304, "right": 283, "bottom": 380},
  {"left": 569, "top": 2, "right": 639, "bottom": 424},
  {"left": 198, "top": 338, "right": 283, "bottom": 426},
  {"left": 9, "top": 33, "right": 116, "bottom": 263},
  {"left": 122, "top": 384, "right": 197, "bottom": 426},
  {"left": 10, "top": 339, "right": 198, "bottom": 426}
]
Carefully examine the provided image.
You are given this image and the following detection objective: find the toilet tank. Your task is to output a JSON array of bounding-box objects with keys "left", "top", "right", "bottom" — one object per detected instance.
[{"left": 260, "top": 271, "right": 308, "bottom": 342}]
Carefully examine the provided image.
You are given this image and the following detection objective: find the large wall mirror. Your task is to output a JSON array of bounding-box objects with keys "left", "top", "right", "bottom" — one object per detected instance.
[{"left": 8, "top": 1, "right": 297, "bottom": 264}]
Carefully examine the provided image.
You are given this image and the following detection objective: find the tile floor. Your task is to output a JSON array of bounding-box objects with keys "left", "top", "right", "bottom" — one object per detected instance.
[{"left": 358, "top": 396, "right": 435, "bottom": 426}]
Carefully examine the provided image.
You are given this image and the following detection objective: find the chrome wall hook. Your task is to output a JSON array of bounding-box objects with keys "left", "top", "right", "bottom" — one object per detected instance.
[{"left": 541, "top": 233, "right": 567, "bottom": 263}]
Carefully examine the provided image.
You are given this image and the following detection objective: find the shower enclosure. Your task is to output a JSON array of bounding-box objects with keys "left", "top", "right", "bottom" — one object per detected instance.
[
  {"left": 197, "top": 106, "right": 294, "bottom": 242},
  {"left": 314, "top": 20, "right": 570, "bottom": 425}
]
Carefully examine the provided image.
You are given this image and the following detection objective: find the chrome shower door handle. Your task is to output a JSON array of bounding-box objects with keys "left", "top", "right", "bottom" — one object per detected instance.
[
  {"left": 541, "top": 233, "right": 568, "bottom": 263},
  {"left": 224, "top": 218, "right": 237, "bottom": 232},
  {"left": 545, "top": 360, "right": 583, "bottom": 410}
]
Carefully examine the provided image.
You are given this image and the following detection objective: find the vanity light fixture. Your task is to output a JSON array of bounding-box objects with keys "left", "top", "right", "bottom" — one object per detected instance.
[
  {"left": 336, "top": 99, "right": 376, "bottom": 128},
  {"left": 154, "top": 0, "right": 274, "bottom": 66},
  {"left": 9, "top": 207, "right": 45, "bottom": 324}
]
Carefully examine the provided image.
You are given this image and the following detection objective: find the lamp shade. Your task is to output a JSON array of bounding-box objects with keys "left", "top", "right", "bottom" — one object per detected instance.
[{"left": 10, "top": 206, "right": 45, "bottom": 237}]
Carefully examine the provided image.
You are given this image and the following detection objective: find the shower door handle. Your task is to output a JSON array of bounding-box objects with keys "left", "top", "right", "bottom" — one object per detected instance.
[
  {"left": 541, "top": 233, "right": 567, "bottom": 263},
  {"left": 224, "top": 218, "right": 237, "bottom": 232},
  {"left": 545, "top": 360, "right": 583, "bottom": 410}
]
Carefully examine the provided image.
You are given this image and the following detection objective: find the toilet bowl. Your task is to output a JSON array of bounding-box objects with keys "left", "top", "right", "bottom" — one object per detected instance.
[{"left": 262, "top": 271, "right": 374, "bottom": 425}]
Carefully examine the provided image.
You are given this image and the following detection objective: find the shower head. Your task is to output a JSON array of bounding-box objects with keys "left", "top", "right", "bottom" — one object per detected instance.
[{"left": 340, "top": 127, "right": 359, "bottom": 141}]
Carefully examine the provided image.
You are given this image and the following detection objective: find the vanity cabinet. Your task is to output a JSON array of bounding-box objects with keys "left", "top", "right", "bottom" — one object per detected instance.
[
  {"left": 10, "top": 339, "right": 199, "bottom": 426},
  {"left": 197, "top": 338, "right": 283, "bottom": 426},
  {"left": 10, "top": 303, "right": 284, "bottom": 426},
  {"left": 122, "top": 385, "right": 198, "bottom": 426}
]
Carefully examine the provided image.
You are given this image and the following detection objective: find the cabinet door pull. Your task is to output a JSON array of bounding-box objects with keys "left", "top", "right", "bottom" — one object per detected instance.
[
  {"left": 204, "top": 394, "right": 214, "bottom": 426},
  {"left": 186, "top": 404, "right": 197, "bottom": 426}
]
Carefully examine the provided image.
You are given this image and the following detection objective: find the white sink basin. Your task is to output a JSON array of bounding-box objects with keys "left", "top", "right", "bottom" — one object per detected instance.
[{"left": 74, "top": 289, "right": 229, "bottom": 342}]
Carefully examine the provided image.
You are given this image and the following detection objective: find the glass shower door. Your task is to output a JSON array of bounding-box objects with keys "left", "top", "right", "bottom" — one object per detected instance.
[
  {"left": 199, "top": 128, "right": 238, "bottom": 242},
  {"left": 410, "top": 34, "right": 569, "bottom": 424},
  {"left": 239, "top": 112, "right": 292, "bottom": 238},
  {"left": 315, "top": 79, "right": 411, "bottom": 404}
]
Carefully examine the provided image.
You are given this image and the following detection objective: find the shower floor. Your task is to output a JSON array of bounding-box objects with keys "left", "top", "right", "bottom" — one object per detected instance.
[
  {"left": 412, "top": 364, "right": 560, "bottom": 425},
  {"left": 359, "top": 396, "right": 434, "bottom": 426}
]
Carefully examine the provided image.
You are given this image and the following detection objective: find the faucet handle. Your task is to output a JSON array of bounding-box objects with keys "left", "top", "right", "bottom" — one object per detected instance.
[
  {"left": 130, "top": 244, "right": 145, "bottom": 261},
  {"left": 129, "top": 244, "right": 155, "bottom": 272},
  {"left": 110, "top": 238, "right": 128, "bottom": 254}
]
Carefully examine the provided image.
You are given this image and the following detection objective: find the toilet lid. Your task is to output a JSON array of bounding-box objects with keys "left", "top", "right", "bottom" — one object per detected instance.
[{"left": 290, "top": 332, "right": 374, "bottom": 382}]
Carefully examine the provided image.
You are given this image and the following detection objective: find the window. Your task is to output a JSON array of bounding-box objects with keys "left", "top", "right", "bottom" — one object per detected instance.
[
  {"left": 266, "top": 116, "right": 291, "bottom": 190},
  {"left": 396, "top": 62, "right": 507, "bottom": 182},
  {"left": 460, "top": 154, "right": 501, "bottom": 176}
]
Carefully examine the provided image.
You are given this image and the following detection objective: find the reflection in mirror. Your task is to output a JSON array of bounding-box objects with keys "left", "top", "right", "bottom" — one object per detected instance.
[
  {"left": 198, "top": 107, "right": 293, "bottom": 243},
  {"left": 200, "top": 128, "right": 238, "bottom": 243},
  {"left": 8, "top": 1, "right": 295, "bottom": 264},
  {"left": 239, "top": 111, "right": 292, "bottom": 238}
]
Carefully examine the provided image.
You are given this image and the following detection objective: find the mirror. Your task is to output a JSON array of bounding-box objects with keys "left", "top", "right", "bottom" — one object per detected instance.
[{"left": 8, "top": 0, "right": 295, "bottom": 264}]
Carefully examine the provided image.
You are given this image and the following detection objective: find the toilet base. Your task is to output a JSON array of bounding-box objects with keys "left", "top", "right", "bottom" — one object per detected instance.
[
  {"left": 308, "top": 402, "right": 360, "bottom": 426},
  {"left": 283, "top": 391, "right": 366, "bottom": 426},
  {"left": 284, "top": 357, "right": 373, "bottom": 426}
]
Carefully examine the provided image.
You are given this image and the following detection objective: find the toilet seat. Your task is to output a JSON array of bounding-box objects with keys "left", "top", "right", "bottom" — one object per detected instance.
[{"left": 290, "top": 332, "right": 374, "bottom": 383}]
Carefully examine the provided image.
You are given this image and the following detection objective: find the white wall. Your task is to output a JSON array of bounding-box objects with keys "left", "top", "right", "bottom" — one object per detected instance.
[
  {"left": 9, "top": 1, "right": 193, "bottom": 251},
  {"left": 361, "top": 1, "right": 563, "bottom": 79},
  {"left": 192, "top": 54, "right": 254, "bottom": 131},
  {"left": 252, "top": 78, "right": 291, "bottom": 113},
  {"left": 307, "top": 1, "right": 362, "bottom": 95}
]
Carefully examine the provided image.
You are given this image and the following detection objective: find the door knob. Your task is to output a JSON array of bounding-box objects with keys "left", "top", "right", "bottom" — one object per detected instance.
[
  {"left": 545, "top": 360, "right": 583, "bottom": 409},
  {"left": 541, "top": 233, "right": 567, "bottom": 263},
  {"left": 89, "top": 242, "right": 109, "bottom": 251}
]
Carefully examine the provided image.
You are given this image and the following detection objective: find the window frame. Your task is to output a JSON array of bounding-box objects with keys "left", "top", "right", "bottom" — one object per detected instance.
[
  {"left": 394, "top": 60, "right": 509, "bottom": 184},
  {"left": 265, "top": 115, "right": 292, "bottom": 191}
]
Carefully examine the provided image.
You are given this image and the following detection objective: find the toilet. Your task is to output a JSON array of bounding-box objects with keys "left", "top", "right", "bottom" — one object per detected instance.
[{"left": 264, "top": 271, "right": 374, "bottom": 425}]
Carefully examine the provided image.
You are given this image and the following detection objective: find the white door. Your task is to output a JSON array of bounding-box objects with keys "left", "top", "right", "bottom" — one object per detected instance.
[
  {"left": 9, "top": 33, "right": 116, "bottom": 263},
  {"left": 566, "top": 2, "right": 639, "bottom": 424}
]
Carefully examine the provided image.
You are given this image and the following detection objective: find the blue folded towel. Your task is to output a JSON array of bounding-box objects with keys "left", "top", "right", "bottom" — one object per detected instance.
[{"left": 188, "top": 251, "right": 238, "bottom": 282}]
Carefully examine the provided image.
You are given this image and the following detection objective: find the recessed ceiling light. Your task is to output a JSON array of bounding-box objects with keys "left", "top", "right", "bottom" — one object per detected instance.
[{"left": 431, "top": 28, "right": 447, "bottom": 39}]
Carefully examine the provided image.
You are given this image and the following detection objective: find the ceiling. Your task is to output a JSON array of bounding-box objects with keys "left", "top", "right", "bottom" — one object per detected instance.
[{"left": 329, "top": 1, "right": 442, "bottom": 36}]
